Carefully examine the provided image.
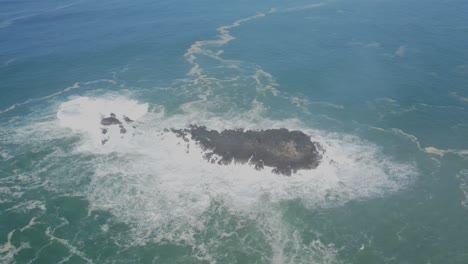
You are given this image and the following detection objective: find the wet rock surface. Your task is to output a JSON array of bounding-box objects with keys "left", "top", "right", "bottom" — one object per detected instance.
[
  {"left": 123, "top": 116, "right": 134, "bottom": 123},
  {"left": 101, "top": 116, "right": 122, "bottom": 126},
  {"left": 98, "top": 114, "right": 324, "bottom": 174},
  {"left": 170, "top": 125, "right": 323, "bottom": 175},
  {"left": 99, "top": 113, "right": 136, "bottom": 144}
]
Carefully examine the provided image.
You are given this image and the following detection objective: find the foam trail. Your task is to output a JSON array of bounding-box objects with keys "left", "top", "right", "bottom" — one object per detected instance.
[
  {"left": 184, "top": 13, "right": 266, "bottom": 78},
  {"left": 291, "top": 97, "right": 344, "bottom": 109},
  {"left": 182, "top": 4, "right": 331, "bottom": 111},
  {"left": 0, "top": 151, "right": 12, "bottom": 160},
  {"left": 41, "top": 218, "right": 94, "bottom": 264},
  {"left": 424, "top": 147, "right": 468, "bottom": 157},
  {"left": 20, "top": 217, "right": 39, "bottom": 232},
  {"left": 458, "top": 170, "right": 468, "bottom": 209},
  {"left": 45, "top": 228, "right": 94, "bottom": 264},
  {"left": 370, "top": 127, "right": 468, "bottom": 158},
  {"left": 253, "top": 69, "right": 280, "bottom": 96},
  {"left": 0, "top": 230, "right": 30, "bottom": 264},
  {"left": 183, "top": 2, "right": 326, "bottom": 78},
  {"left": 283, "top": 3, "right": 325, "bottom": 12}
]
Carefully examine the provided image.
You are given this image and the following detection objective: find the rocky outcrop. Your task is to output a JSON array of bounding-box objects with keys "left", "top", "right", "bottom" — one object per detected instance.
[
  {"left": 101, "top": 113, "right": 122, "bottom": 126},
  {"left": 98, "top": 114, "right": 324, "bottom": 174},
  {"left": 100, "top": 113, "right": 135, "bottom": 144},
  {"left": 170, "top": 125, "right": 323, "bottom": 175}
]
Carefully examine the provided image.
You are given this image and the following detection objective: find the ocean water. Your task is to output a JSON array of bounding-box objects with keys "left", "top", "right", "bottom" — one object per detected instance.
[{"left": 1, "top": 0, "right": 468, "bottom": 263}]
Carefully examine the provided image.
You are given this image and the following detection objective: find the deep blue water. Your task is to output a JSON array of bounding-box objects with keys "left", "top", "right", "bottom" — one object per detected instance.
[{"left": 1, "top": 0, "right": 468, "bottom": 263}]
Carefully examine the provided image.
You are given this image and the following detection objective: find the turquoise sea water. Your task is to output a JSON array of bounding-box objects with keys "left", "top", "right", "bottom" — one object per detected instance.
[{"left": 1, "top": 0, "right": 468, "bottom": 263}]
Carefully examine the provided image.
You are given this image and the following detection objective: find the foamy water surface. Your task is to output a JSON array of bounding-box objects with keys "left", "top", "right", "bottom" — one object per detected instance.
[{"left": 1, "top": 0, "right": 468, "bottom": 263}]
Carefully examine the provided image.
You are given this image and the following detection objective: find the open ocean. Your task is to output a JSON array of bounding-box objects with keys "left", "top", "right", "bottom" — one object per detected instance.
[{"left": 1, "top": 0, "right": 468, "bottom": 263}]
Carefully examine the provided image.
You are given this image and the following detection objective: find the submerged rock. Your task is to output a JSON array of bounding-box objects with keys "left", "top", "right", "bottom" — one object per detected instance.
[
  {"left": 99, "top": 114, "right": 135, "bottom": 144},
  {"left": 123, "top": 116, "right": 134, "bottom": 123},
  {"left": 170, "top": 125, "right": 323, "bottom": 175},
  {"left": 101, "top": 116, "right": 122, "bottom": 126},
  {"left": 119, "top": 125, "right": 127, "bottom": 134},
  {"left": 97, "top": 113, "right": 323, "bottom": 174}
]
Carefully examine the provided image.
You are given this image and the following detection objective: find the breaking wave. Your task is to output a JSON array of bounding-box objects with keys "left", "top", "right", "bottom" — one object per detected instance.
[
  {"left": 0, "top": 6, "right": 421, "bottom": 262},
  {"left": 48, "top": 93, "right": 417, "bottom": 262}
]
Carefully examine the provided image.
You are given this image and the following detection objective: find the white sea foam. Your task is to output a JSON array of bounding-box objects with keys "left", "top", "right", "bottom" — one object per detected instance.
[
  {"left": 458, "top": 170, "right": 468, "bottom": 209},
  {"left": 424, "top": 146, "right": 468, "bottom": 157},
  {"left": 36, "top": 217, "right": 95, "bottom": 264},
  {"left": 369, "top": 127, "right": 468, "bottom": 158},
  {"left": 0, "top": 230, "right": 30, "bottom": 264},
  {"left": 46, "top": 226, "right": 94, "bottom": 264},
  {"left": 283, "top": 3, "right": 325, "bottom": 12},
  {"left": 20, "top": 217, "right": 39, "bottom": 232},
  {"left": 183, "top": 2, "right": 326, "bottom": 82},
  {"left": 253, "top": 69, "right": 280, "bottom": 96},
  {"left": 2, "top": 5, "right": 418, "bottom": 260},
  {"left": 0, "top": 151, "right": 12, "bottom": 160},
  {"left": 0, "top": 187, "right": 24, "bottom": 204},
  {"left": 423, "top": 147, "right": 447, "bottom": 157},
  {"left": 182, "top": 6, "right": 338, "bottom": 119},
  {"left": 5, "top": 200, "right": 46, "bottom": 213},
  {"left": 57, "top": 95, "right": 148, "bottom": 150},
  {"left": 389, "top": 128, "right": 422, "bottom": 149},
  {"left": 184, "top": 13, "right": 266, "bottom": 79},
  {"left": 51, "top": 94, "right": 416, "bottom": 260}
]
